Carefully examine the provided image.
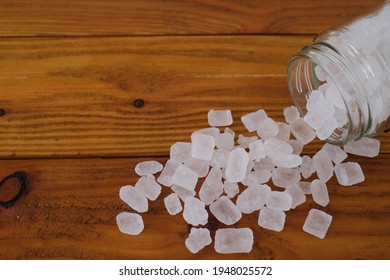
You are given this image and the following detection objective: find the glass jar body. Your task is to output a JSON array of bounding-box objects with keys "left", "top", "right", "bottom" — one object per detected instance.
[{"left": 288, "top": 2, "right": 390, "bottom": 145}]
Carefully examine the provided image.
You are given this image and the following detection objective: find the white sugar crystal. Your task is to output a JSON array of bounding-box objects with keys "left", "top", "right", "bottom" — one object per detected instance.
[
  {"left": 119, "top": 185, "right": 148, "bottom": 213},
  {"left": 289, "top": 118, "right": 316, "bottom": 144},
  {"left": 271, "top": 167, "right": 301, "bottom": 188},
  {"left": 320, "top": 143, "right": 346, "bottom": 165},
  {"left": 236, "top": 185, "right": 271, "bottom": 214},
  {"left": 172, "top": 184, "right": 196, "bottom": 201},
  {"left": 303, "top": 209, "right": 332, "bottom": 239},
  {"left": 205, "top": 166, "right": 223, "bottom": 184},
  {"left": 254, "top": 157, "right": 275, "bottom": 172},
  {"left": 210, "top": 196, "right": 242, "bottom": 225},
  {"left": 238, "top": 134, "right": 258, "bottom": 149},
  {"left": 135, "top": 176, "right": 162, "bottom": 201},
  {"left": 164, "top": 193, "right": 182, "bottom": 215},
  {"left": 225, "top": 147, "right": 249, "bottom": 183},
  {"left": 265, "top": 191, "right": 293, "bottom": 211},
  {"left": 288, "top": 139, "right": 304, "bottom": 155},
  {"left": 241, "top": 109, "right": 268, "bottom": 132},
  {"left": 210, "top": 149, "right": 229, "bottom": 168},
  {"left": 283, "top": 106, "right": 300, "bottom": 124},
  {"left": 333, "top": 107, "right": 348, "bottom": 127},
  {"left": 306, "top": 90, "right": 324, "bottom": 111},
  {"left": 326, "top": 82, "right": 345, "bottom": 109},
  {"left": 183, "top": 157, "right": 210, "bottom": 178},
  {"left": 248, "top": 140, "right": 266, "bottom": 162},
  {"left": 334, "top": 162, "right": 365, "bottom": 186},
  {"left": 135, "top": 160, "right": 163, "bottom": 176},
  {"left": 173, "top": 165, "right": 198, "bottom": 190},
  {"left": 223, "top": 181, "right": 240, "bottom": 198},
  {"left": 343, "top": 137, "right": 380, "bottom": 158},
  {"left": 299, "top": 155, "right": 315, "bottom": 179},
  {"left": 224, "top": 127, "right": 235, "bottom": 137},
  {"left": 316, "top": 117, "right": 338, "bottom": 140},
  {"left": 315, "top": 65, "right": 327, "bottom": 81},
  {"left": 191, "top": 133, "right": 215, "bottom": 161},
  {"left": 199, "top": 180, "right": 224, "bottom": 205},
  {"left": 257, "top": 117, "right": 279, "bottom": 140},
  {"left": 208, "top": 109, "right": 233, "bottom": 127},
  {"left": 170, "top": 142, "right": 192, "bottom": 163},
  {"left": 157, "top": 159, "right": 181, "bottom": 187},
  {"left": 284, "top": 183, "right": 306, "bottom": 209},
  {"left": 116, "top": 212, "right": 144, "bottom": 236},
  {"left": 183, "top": 197, "right": 208, "bottom": 226},
  {"left": 272, "top": 154, "right": 302, "bottom": 168},
  {"left": 311, "top": 179, "right": 330, "bottom": 207},
  {"left": 192, "top": 127, "right": 220, "bottom": 138},
  {"left": 214, "top": 228, "right": 253, "bottom": 254},
  {"left": 258, "top": 207, "right": 286, "bottom": 232},
  {"left": 246, "top": 159, "right": 255, "bottom": 173},
  {"left": 215, "top": 132, "right": 234, "bottom": 150},
  {"left": 241, "top": 170, "right": 271, "bottom": 187},
  {"left": 274, "top": 122, "right": 291, "bottom": 142},
  {"left": 313, "top": 150, "right": 334, "bottom": 182},
  {"left": 264, "top": 138, "right": 293, "bottom": 159},
  {"left": 185, "top": 228, "right": 212, "bottom": 254},
  {"left": 298, "top": 181, "right": 312, "bottom": 195}
]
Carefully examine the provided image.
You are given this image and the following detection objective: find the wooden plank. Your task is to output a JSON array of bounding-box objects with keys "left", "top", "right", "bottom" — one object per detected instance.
[
  {"left": 0, "top": 156, "right": 388, "bottom": 259},
  {"left": 1, "top": 35, "right": 389, "bottom": 158},
  {"left": 0, "top": 0, "right": 384, "bottom": 37}
]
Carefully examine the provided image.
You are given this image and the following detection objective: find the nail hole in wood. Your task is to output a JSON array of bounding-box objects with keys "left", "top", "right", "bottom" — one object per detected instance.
[{"left": 133, "top": 99, "right": 145, "bottom": 108}]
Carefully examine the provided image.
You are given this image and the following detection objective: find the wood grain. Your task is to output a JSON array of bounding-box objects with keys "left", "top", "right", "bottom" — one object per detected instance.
[
  {"left": 1, "top": 35, "right": 389, "bottom": 159},
  {"left": 0, "top": 0, "right": 384, "bottom": 37},
  {"left": 0, "top": 156, "right": 388, "bottom": 260}
]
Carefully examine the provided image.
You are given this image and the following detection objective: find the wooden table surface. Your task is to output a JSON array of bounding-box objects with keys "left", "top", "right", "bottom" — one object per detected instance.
[{"left": 0, "top": 0, "right": 389, "bottom": 260}]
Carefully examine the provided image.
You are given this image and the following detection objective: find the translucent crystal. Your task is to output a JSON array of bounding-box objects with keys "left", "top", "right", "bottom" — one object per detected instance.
[
  {"left": 185, "top": 228, "right": 212, "bottom": 254},
  {"left": 299, "top": 155, "right": 315, "bottom": 179},
  {"left": 173, "top": 165, "right": 198, "bottom": 190},
  {"left": 264, "top": 138, "right": 293, "bottom": 159},
  {"left": 303, "top": 209, "right": 333, "bottom": 239},
  {"left": 315, "top": 65, "right": 327, "bottom": 82},
  {"left": 283, "top": 106, "right": 300, "bottom": 124},
  {"left": 157, "top": 159, "right": 181, "bottom": 187},
  {"left": 209, "top": 196, "right": 242, "bottom": 225},
  {"left": 199, "top": 179, "right": 224, "bottom": 205},
  {"left": 214, "top": 228, "right": 254, "bottom": 254},
  {"left": 284, "top": 183, "right": 306, "bottom": 209},
  {"left": 238, "top": 134, "right": 258, "bottom": 149},
  {"left": 274, "top": 122, "right": 291, "bottom": 142},
  {"left": 257, "top": 117, "right": 279, "bottom": 140},
  {"left": 316, "top": 117, "right": 338, "bottom": 140},
  {"left": 298, "top": 181, "right": 312, "bottom": 195},
  {"left": 225, "top": 147, "right": 249, "bottom": 183},
  {"left": 271, "top": 167, "right": 301, "bottom": 188},
  {"left": 116, "top": 212, "right": 144, "bottom": 236},
  {"left": 265, "top": 191, "right": 293, "bottom": 211},
  {"left": 253, "top": 157, "right": 275, "bottom": 172},
  {"left": 170, "top": 142, "right": 192, "bottom": 163},
  {"left": 248, "top": 140, "right": 266, "bottom": 162},
  {"left": 311, "top": 179, "right": 330, "bottom": 207},
  {"left": 192, "top": 127, "right": 220, "bottom": 138},
  {"left": 208, "top": 109, "right": 233, "bottom": 127},
  {"left": 135, "top": 160, "right": 163, "bottom": 176},
  {"left": 164, "top": 193, "right": 182, "bottom": 215},
  {"left": 215, "top": 132, "right": 234, "bottom": 151},
  {"left": 343, "top": 137, "right": 380, "bottom": 158},
  {"left": 321, "top": 143, "right": 348, "bottom": 164},
  {"left": 183, "top": 197, "right": 208, "bottom": 226},
  {"left": 191, "top": 133, "right": 215, "bottom": 161},
  {"left": 119, "top": 185, "right": 148, "bottom": 213},
  {"left": 135, "top": 176, "right": 162, "bottom": 201},
  {"left": 241, "top": 170, "right": 271, "bottom": 187},
  {"left": 183, "top": 157, "right": 210, "bottom": 178},
  {"left": 313, "top": 150, "right": 334, "bottom": 183},
  {"left": 289, "top": 118, "right": 316, "bottom": 144},
  {"left": 288, "top": 139, "right": 304, "bottom": 155},
  {"left": 334, "top": 162, "right": 365, "bottom": 186},
  {"left": 236, "top": 185, "right": 271, "bottom": 214},
  {"left": 258, "top": 207, "right": 286, "bottom": 232},
  {"left": 171, "top": 184, "right": 196, "bottom": 201},
  {"left": 223, "top": 181, "right": 240, "bottom": 199},
  {"left": 210, "top": 149, "right": 229, "bottom": 169},
  {"left": 241, "top": 109, "right": 268, "bottom": 132},
  {"left": 272, "top": 154, "right": 302, "bottom": 168}
]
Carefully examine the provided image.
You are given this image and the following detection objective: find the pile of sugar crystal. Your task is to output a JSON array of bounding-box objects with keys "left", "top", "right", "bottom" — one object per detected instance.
[{"left": 117, "top": 108, "right": 380, "bottom": 253}]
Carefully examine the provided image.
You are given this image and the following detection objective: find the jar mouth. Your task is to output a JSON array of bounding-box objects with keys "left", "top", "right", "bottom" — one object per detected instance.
[{"left": 287, "top": 44, "right": 368, "bottom": 145}]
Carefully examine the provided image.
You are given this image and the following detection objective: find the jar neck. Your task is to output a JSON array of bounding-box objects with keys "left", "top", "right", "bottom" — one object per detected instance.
[{"left": 288, "top": 42, "right": 374, "bottom": 145}]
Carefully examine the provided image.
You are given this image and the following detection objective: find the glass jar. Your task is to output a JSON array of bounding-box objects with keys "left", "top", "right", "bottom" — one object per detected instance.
[{"left": 287, "top": 1, "right": 390, "bottom": 145}]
